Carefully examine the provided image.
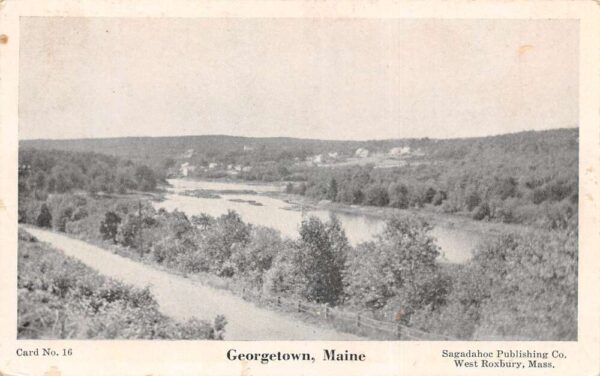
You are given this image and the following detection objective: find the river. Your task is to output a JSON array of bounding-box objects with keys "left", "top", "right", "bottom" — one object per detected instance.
[{"left": 153, "top": 179, "right": 482, "bottom": 263}]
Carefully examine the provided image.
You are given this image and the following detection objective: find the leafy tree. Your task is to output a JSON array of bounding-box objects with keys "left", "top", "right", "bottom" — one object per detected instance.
[
  {"left": 345, "top": 215, "right": 444, "bottom": 320},
  {"left": 296, "top": 216, "right": 345, "bottom": 305},
  {"left": 199, "top": 210, "right": 251, "bottom": 276},
  {"left": 432, "top": 190, "right": 447, "bottom": 206},
  {"left": 472, "top": 202, "right": 490, "bottom": 221},
  {"left": 365, "top": 185, "right": 389, "bottom": 207},
  {"left": 327, "top": 178, "right": 338, "bottom": 201},
  {"left": 134, "top": 165, "right": 157, "bottom": 191},
  {"left": 472, "top": 231, "right": 577, "bottom": 340},
  {"left": 230, "top": 226, "right": 281, "bottom": 289},
  {"left": 36, "top": 203, "right": 52, "bottom": 228},
  {"left": 495, "top": 177, "right": 517, "bottom": 200},
  {"left": 53, "top": 205, "right": 74, "bottom": 232},
  {"left": 388, "top": 183, "right": 409, "bottom": 209},
  {"left": 423, "top": 187, "right": 437, "bottom": 204},
  {"left": 464, "top": 190, "right": 481, "bottom": 211},
  {"left": 284, "top": 182, "right": 294, "bottom": 194},
  {"left": 100, "top": 211, "right": 121, "bottom": 243}
]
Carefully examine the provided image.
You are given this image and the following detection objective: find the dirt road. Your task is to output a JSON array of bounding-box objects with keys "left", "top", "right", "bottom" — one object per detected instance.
[{"left": 24, "top": 227, "right": 362, "bottom": 340}]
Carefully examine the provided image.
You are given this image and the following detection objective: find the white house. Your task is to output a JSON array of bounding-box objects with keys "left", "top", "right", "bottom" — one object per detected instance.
[
  {"left": 389, "top": 146, "right": 411, "bottom": 157},
  {"left": 180, "top": 162, "right": 196, "bottom": 177},
  {"left": 355, "top": 148, "right": 369, "bottom": 158}
]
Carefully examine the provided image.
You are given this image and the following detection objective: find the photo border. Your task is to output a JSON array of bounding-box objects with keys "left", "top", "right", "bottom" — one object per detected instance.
[{"left": 1, "top": 1, "right": 598, "bottom": 375}]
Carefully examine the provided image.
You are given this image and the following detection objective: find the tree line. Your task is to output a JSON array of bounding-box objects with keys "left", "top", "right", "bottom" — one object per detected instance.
[
  {"left": 19, "top": 191, "right": 577, "bottom": 340},
  {"left": 19, "top": 148, "right": 160, "bottom": 202},
  {"left": 287, "top": 129, "right": 578, "bottom": 231}
]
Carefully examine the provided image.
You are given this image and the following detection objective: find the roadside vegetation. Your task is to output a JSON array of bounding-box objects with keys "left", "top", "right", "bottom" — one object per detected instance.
[
  {"left": 18, "top": 186, "right": 577, "bottom": 340},
  {"left": 18, "top": 130, "right": 578, "bottom": 340},
  {"left": 17, "top": 229, "right": 226, "bottom": 339}
]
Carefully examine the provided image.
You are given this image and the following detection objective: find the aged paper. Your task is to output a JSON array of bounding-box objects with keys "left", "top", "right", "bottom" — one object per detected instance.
[{"left": 0, "top": 0, "right": 598, "bottom": 375}]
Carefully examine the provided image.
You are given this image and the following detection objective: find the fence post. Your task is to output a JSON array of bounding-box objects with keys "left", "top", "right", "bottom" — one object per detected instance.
[
  {"left": 396, "top": 323, "right": 402, "bottom": 339},
  {"left": 297, "top": 300, "right": 301, "bottom": 312},
  {"left": 325, "top": 306, "right": 329, "bottom": 320},
  {"left": 277, "top": 296, "right": 281, "bottom": 307},
  {"left": 356, "top": 314, "right": 361, "bottom": 328}
]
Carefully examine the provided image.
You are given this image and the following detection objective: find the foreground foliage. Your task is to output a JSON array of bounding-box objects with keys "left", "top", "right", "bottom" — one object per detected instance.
[
  {"left": 17, "top": 229, "right": 226, "bottom": 339},
  {"left": 18, "top": 188, "right": 577, "bottom": 340}
]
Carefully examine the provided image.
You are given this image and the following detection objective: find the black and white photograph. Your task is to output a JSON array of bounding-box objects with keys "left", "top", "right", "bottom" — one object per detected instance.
[{"left": 14, "top": 15, "right": 580, "bottom": 344}]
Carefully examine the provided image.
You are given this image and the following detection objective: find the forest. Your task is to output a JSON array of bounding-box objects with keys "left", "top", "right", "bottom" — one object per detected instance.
[
  {"left": 287, "top": 128, "right": 578, "bottom": 231},
  {"left": 17, "top": 128, "right": 578, "bottom": 340},
  {"left": 18, "top": 190, "right": 577, "bottom": 340},
  {"left": 18, "top": 148, "right": 161, "bottom": 221},
  {"left": 21, "top": 128, "right": 578, "bottom": 230}
]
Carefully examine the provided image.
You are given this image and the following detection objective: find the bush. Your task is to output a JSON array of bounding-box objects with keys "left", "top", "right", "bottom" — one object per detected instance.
[
  {"left": 100, "top": 211, "right": 121, "bottom": 243},
  {"left": 36, "top": 203, "right": 52, "bottom": 228},
  {"left": 344, "top": 215, "right": 444, "bottom": 320},
  {"left": 17, "top": 234, "right": 226, "bottom": 339},
  {"left": 472, "top": 202, "right": 490, "bottom": 221},
  {"left": 471, "top": 231, "right": 577, "bottom": 340},
  {"left": 388, "top": 183, "right": 409, "bottom": 209},
  {"left": 365, "top": 185, "right": 390, "bottom": 207}
]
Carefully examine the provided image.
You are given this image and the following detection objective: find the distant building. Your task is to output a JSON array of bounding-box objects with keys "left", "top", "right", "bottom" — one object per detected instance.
[
  {"left": 243, "top": 145, "right": 254, "bottom": 152},
  {"left": 180, "top": 162, "right": 196, "bottom": 177},
  {"left": 312, "top": 154, "right": 324, "bottom": 164},
  {"left": 355, "top": 148, "right": 369, "bottom": 158},
  {"left": 208, "top": 162, "right": 219, "bottom": 170},
  {"left": 241, "top": 166, "right": 252, "bottom": 172},
  {"left": 327, "top": 152, "right": 339, "bottom": 159},
  {"left": 389, "top": 146, "right": 411, "bottom": 157}
]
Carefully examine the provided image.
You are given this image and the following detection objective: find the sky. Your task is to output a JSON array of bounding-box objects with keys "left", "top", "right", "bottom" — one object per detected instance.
[{"left": 19, "top": 18, "right": 578, "bottom": 141}]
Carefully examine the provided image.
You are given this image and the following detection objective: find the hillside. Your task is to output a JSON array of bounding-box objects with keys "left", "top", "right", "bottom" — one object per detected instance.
[{"left": 20, "top": 128, "right": 578, "bottom": 170}]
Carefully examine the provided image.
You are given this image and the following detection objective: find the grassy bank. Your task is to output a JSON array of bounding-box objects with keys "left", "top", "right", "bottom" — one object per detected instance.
[{"left": 17, "top": 229, "right": 226, "bottom": 339}]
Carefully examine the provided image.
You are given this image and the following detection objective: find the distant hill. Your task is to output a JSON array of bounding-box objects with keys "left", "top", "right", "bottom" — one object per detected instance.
[
  {"left": 19, "top": 128, "right": 578, "bottom": 229},
  {"left": 19, "top": 128, "right": 578, "bottom": 166}
]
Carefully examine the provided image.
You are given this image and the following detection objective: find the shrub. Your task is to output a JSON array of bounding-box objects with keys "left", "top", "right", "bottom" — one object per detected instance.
[
  {"left": 471, "top": 231, "right": 577, "bottom": 340},
  {"left": 295, "top": 216, "right": 346, "bottom": 305},
  {"left": 345, "top": 215, "right": 444, "bottom": 320},
  {"left": 17, "top": 234, "right": 226, "bottom": 339},
  {"left": 36, "top": 203, "right": 52, "bottom": 228},
  {"left": 388, "top": 183, "right": 409, "bottom": 209},
  {"left": 100, "top": 211, "right": 121, "bottom": 243},
  {"left": 365, "top": 185, "right": 390, "bottom": 207},
  {"left": 472, "top": 202, "right": 490, "bottom": 221},
  {"left": 432, "top": 190, "right": 447, "bottom": 206}
]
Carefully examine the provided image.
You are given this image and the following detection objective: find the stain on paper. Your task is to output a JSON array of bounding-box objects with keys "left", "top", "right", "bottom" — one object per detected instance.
[
  {"left": 517, "top": 44, "right": 533, "bottom": 57},
  {"left": 0, "top": 34, "right": 8, "bottom": 44},
  {"left": 43, "top": 366, "right": 61, "bottom": 376}
]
